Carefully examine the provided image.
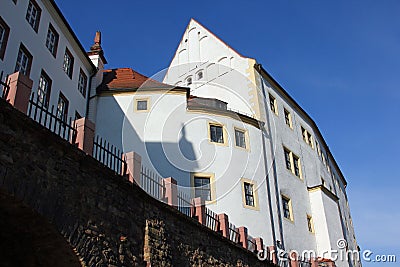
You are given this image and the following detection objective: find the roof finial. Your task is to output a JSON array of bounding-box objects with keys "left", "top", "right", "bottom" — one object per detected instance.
[{"left": 90, "top": 31, "right": 102, "bottom": 52}]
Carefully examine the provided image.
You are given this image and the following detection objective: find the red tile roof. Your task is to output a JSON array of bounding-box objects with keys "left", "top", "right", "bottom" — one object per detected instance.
[{"left": 97, "top": 68, "right": 179, "bottom": 93}]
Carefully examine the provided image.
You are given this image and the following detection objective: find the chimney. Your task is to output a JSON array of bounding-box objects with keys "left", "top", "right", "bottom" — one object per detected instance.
[{"left": 87, "top": 31, "right": 107, "bottom": 69}]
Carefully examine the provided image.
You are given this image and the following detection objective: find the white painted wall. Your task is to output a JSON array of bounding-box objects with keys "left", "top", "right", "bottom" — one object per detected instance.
[{"left": 0, "top": 0, "right": 94, "bottom": 119}]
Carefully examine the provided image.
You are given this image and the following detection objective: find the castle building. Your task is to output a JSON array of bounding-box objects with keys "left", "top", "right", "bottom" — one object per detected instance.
[
  {"left": 93, "top": 19, "right": 360, "bottom": 267},
  {"left": 0, "top": 1, "right": 360, "bottom": 266}
]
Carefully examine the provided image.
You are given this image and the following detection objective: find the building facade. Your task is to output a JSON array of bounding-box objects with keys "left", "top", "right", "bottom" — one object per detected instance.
[
  {"left": 0, "top": 1, "right": 360, "bottom": 265},
  {"left": 0, "top": 0, "right": 96, "bottom": 120}
]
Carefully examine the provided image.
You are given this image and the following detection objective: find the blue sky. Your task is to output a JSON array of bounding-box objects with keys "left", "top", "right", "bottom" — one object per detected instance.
[{"left": 55, "top": 0, "right": 399, "bottom": 265}]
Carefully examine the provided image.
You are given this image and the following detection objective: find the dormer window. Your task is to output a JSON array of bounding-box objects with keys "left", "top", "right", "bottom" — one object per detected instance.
[
  {"left": 197, "top": 71, "right": 203, "bottom": 80},
  {"left": 186, "top": 77, "right": 192, "bottom": 85}
]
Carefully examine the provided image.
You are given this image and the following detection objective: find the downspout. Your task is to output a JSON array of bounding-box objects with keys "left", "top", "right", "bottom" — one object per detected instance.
[
  {"left": 256, "top": 64, "right": 285, "bottom": 249},
  {"left": 85, "top": 67, "right": 98, "bottom": 118}
]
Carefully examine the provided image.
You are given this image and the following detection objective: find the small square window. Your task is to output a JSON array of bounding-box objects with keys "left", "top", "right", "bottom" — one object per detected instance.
[
  {"left": 56, "top": 93, "right": 69, "bottom": 122},
  {"left": 78, "top": 69, "right": 87, "bottom": 97},
  {"left": 284, "top": 108, "right": 292, "bottom": 128},
  {"left": 269, "top": 93, "right": 277, "bottom": 115},
  {"left": 37, "top": 70, "right": 51, "bottom": 107},
  {"left": 194, "top": 176, "right": 211, "bottom": 201},
  {"left": 209, "top": 124, "right": 224, "bottom": 144},
  {"left": 0, "top": 17, "right": 10, "bottom": 61},
  {"left": 282, "top": 195, "right": 292, "bottom": 221},
  {"left": 15, "top": 43, "right": 33, "bottom": 77},
  {"left": 234, "top": 128, "right": 246, "bottom": 149},
  {"left": 307, "top": 215, "right": 314, "bottom": 233},
  {"left": 46, "top": 23, "right": 59, "bottom": 57},
  {"left": 63, "top": 48, "right": 74, "bottom": 78},
  {"left": 135, "top": 99, "right": 149, "bottom": 111},
  {"left": 26, "top": 0, "right": 41, "bottom": 32}
]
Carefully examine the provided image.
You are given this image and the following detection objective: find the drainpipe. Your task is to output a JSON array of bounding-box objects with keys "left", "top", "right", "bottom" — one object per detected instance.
[
  {"left": 257, "top": 64, "right": 285, "bottom": 250},
  {"left": 85, "top": 67, "right": 98, "bottom": 118}
]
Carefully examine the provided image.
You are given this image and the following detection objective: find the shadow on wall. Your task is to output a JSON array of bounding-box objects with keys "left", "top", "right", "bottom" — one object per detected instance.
[{"left": 98, "top": 96, "right": 198, "bottom": 185}]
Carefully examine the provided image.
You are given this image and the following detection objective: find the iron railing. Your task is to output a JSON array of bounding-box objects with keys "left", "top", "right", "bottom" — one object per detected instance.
[
  {"left": 93, "top": 135, "right": 126, "bottom": 175},
  {"left": 205, "top": 207, "right": 219, "bottom": 231},
  {"left": 177, "top": 189, "right": 193, "bottom": 217},
  {"left": 140, "top": 166, "right": 165, "bottom": 200},
  {"left": 27, "top": 93, "right": 77, "bottom": 143},
  {"left": 228, "top": 222, "right": 240, "bottom": 243}
]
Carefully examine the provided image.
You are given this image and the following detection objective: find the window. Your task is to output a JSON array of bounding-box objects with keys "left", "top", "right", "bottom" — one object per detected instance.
[
  {"left": 186, "top": 77, "right": 192, "bottom": 85},
  {"left": 37, "top": 70, "right": 51, "bottom": 107},
  {"left": 234, "top": 128, "right": 247, "bottom": 149},
  {"left": 293, "top": 154, "right": 301, "bottom": 177},
  {"left": 241, "top": 179, "right": 259, "bottom": 210},
  {"left": 45, "top": 24, "right": 59, "bottom": 57},
  {"left": 316, "top": 141, "right": 321, "bottom": 157},
  {"left": 0, "top": 17, "right": 10, "bottom": 60},
  {"left": 194, "top": 176, "right": 211, "bottom": 201},
  {"left": 269, "top": 93, "right": 278, "bottom": 115},
  {"left": 56, "top": 93, "right": 69, "bottom": 121},
  {"left": 281, "top": 195, "right": 293, "bottom": 221},
  {"left": 307, "top": 215, "right": 314, "bottom": 233},
  {"left": 26, "top": 0, "right": 41, "bottom": 32},
  {"left": 283, "top": 147, "right": 302, "bottom": 178},
  {"left": 284, "top": 108, "right": 292, "bottom": 128},
  {"left": 301, "top": 126, "right": 314, "bottom": 148},
  {"left": 244, "top": 182, "right": 254, "bottom": 206},
  {"left": 15, "top": 43, "right": 33, "bottom": 76},
  {"left": 134, "top": 98, "right": 149, "bottom": 112},
  {"left": 78, "top": 69, "right": 87, "bottom": 97},
  {"left": 209, "top": 123, "right": 224, "bottom": 144},
  {"left": 284, "top": 148, "right": 292, "bottom": 171},
  {"left": 63, "top": 48, "right": 74, "bottom": 78},
  {"left": 197, "top": 71, "right": 203, "bottom": 80}
]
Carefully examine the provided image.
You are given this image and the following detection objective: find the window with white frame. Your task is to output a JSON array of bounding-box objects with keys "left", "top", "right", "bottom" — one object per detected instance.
[
  {"left": 0, "top": 17, "right": 10, "bottom": 60},
  {"left": 15, "top": 44, "right": 32, "bottom": 76},
  {"left": 45, "top": 23, "right": 59, "bottom": 57},
  {"left": 78, "top": 69, "right": 87, "bottom": 97},
  {"left": 234, "top": 128, "right": 246, "bottom": 148},
  {"left": 26, "top": 0, "right": 41, "bottom": 32},
  {"left": 56, "top": 93, "right": 69, "bottom": 121},
  {"left": 63, "top": 48, "right": 74, "bottom": 78},
  {"left": 37, "top": 70, "right": 51, "bottom": 107},
  {"left": 209, "top": 123, "right": 224, "bottom": 144},
  {"left": 197, "top": 71, "right": 203, "bottom": 80},
  {"left": 186, "top": 76, "right": 192, "bottom": 85},
  {"left": 194, "top": 176, "right": 211, "bottom": 201},
  {"left": 283, "top": 147, "right": 302, "bottom": 178}
]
